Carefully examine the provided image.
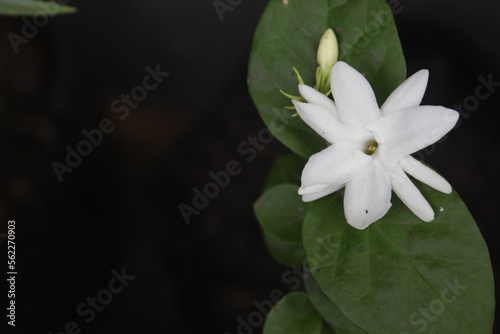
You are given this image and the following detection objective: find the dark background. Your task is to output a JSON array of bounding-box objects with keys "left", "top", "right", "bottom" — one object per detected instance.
[{"left": 0, "top": 0, "right": 499, "bottom": 333}]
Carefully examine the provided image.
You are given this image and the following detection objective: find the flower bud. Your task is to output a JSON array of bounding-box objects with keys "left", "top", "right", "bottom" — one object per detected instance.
[{"left": 317, "top": 28, "right": 338, "bottom": 71}]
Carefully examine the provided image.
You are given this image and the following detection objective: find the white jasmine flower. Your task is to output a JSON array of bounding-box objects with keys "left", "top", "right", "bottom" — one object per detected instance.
[{"left": 293, "top": 61, "right": 459, "bottom": 230}]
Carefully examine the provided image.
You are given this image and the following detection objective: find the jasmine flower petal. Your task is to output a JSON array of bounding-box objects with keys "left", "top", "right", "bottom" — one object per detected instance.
[
  {"left": 381, "top": 70, "right": 429, "bottom": 114},
  {"left": 391, "top": 168, "right": 435, "bottom": 222},
  {"left": 400, "top": 156, "right": 452, "bottom": 194},
  {"left": 343, "top": 160, "right": 392, "bottom": 230},
  {"left": 299, "top": 143, "right": 370, "bottom": 191},
  {"left": 331, "top": 61, "right": 381, "bottom": 128},
  {"left": 298, "top": 84, "right": 339, "bottom": 119},
  {"left": 292, "top": 100, "right": 362, "bottom": 143},
  {"left": 298, "top": 184, "right": 335, "bottom": 195},
  {"left": 302, "top": 184, "right": 344, "bottom": 202},
  {"left": 366, "top": 106, "right": 459, "bottom": 158}
]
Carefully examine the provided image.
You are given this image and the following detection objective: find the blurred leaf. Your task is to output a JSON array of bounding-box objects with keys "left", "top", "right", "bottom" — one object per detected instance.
[
  {"left": 302, "top": 182, "right": 494, "bottom": 333},
  {"left": 305, "top": 275, "right": 367, "bottom": 334},
  {"left": 255, "top": 184, "right": 307, "bottom": 266},
  {"left": 319, "top": 322, "right": 337, "bottom": 334},
  {"left": 255, "top": 184, "right": 306, "bottom": 243},
  {"left": 263, "top": 154, "right": 306, "bottom": 192},
  {"left": 248, "top": 0, "right": 405, "bottom": 158},
  {"left": 262, "top": 231, "right": 305, "bottom": 266},
  {"left": 263, "top": 291, "right": 323, "bottom": 334},
  {"left": 0, "top": 0, "right": 76, "bottom": 16}
]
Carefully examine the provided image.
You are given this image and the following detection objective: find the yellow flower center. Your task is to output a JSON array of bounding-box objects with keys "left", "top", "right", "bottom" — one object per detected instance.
[{"left": 365, "top": 141, "right": 378, "bottom": 155}]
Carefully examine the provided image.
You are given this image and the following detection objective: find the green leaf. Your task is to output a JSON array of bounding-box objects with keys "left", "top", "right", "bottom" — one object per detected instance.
[
  {"left": 248, "top": 0, "right": 405, "bottom": 158},
  {"left": 302, "top": 183, "right": 494, "bottom": 333},
  {"left": 263, "top": 154, "right": 306, "bottom": 191},
  {"left": 263, "top": 291, "right": 323, "bottom": 334},
  {"left": 319, "top": 322, "right": 337, "bottom": 334},
  {"left": 254, "top": 184, "right": 308, "bottom": 266},
  {"left": 262, "top": 231, "right": 305, "bottom": 267},
  {"left": 305, "top": 275, "right": 367, "bottom": 334},
  {"left": 0, "top": 0, "right": 76, "bottom": 16},
  {"left": 255, "top": 184, "right": 307, "bottom": 243}
]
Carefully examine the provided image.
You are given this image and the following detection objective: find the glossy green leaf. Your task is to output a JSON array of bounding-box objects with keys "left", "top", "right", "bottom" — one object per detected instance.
[
  {"left": 255, "top": 184, "right": 308, "bottom": 266},
  {"left": 263, "top": 154, "right": 306, "bottom": 192},
  {"left": 263, "top": 291, "right": 323, "bottom": 334},
  {"left": 305, "top": 275, "right": 367, "bottom": 334},
  {"left": 302, "top": 182, "right": 494, "bottom": 333},
  {"left": 0, "top": 0, "right": 76, "bottom": 16},
  {"left": 248, "top": 0, "right": 406, "bottom": 158}
]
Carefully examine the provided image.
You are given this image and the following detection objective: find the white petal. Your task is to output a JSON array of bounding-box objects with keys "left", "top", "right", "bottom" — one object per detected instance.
[
  {"left": 292, "top": 100, "right": 362, "bottom": 144},
  {"left": 298, "top": 84, "right": 339, "bottom": 119},
  {"left": 301, "top": 184, "right": 344, "bottom": 202},
  {"left": 300, "top": 143, "right": 371, "bottom": 191},
  {"left": 381, "top": 70, "right": 429, "bottom": 114},
  {"left": 299, "top": 184, "right": 334, "bottom": 195},
  {"left": 374, "top": 145, "right": 400, "bottom": 174},
  {"left": 343, "top": 160, "right": 392, "bottom": 230},
  {"left": 390, "top": 168, "right": 435, "bottom": 222},
  {"left": 401, "top": 156, "right": 452, "bottom": 194},
  {"left": 331, "top": 61, "right": 381, "bottom": 128},
  {"left": 366, "top": 106, "right": 459, "bottom": 158}
]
